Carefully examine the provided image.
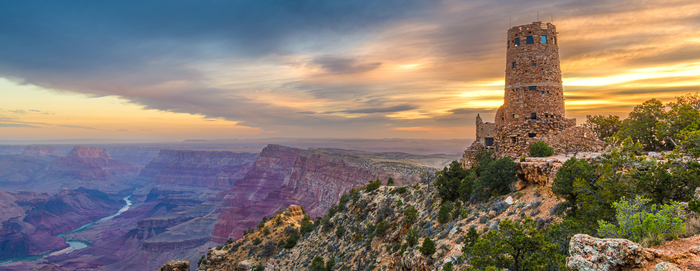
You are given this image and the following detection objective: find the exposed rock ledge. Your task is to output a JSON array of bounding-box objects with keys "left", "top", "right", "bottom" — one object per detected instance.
[{"left": 566, "top": 234, "right": 700, "bottom": 271}]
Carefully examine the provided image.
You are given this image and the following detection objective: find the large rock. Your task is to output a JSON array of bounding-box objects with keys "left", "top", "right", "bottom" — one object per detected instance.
[
  {"left": 159, "top": 259, "right": 190, "bottom": 271},
  {"left": 566, "top": 234, "right": 646, "bottom": 271},
  {"left": 516, "top": 160, "right": 562, "bottom": 187}
]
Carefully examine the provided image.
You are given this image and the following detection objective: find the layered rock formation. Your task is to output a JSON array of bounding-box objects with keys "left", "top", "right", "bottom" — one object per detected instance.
[
  {"left": 102, "top": 146, "right": 162, "bottom": 165},
  {"left": 140, "top": 149, "right": 258, "bottom": 187},
  {"left": 21, "top": 145, "right": 63, "bottom": 159},
  {"left": 0, "top": 188, "right": 124, "bottom": 261},
  {"left": 211, "top": 147, "right": 430, "bottom": 242}
]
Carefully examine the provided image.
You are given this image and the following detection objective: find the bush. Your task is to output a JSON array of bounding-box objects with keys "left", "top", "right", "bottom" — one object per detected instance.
[
  {"left": 435, "top": 161, "right": 470, "bottom": 201},
  {"left": 443, "top": 262, "right": 454, "bottom": 271},
  {"left": 252, "top": 266, "right": 264, "bottom": 271},
  {"left": 406, "top": 228, "right": 419, "bottom": 247},
  {"left": 366, "top": 179, "right": 382, "bottom": 192},
  {"left": 552, "top": 157, "right": 597, "bottom": 216},
  {"left": 326, "top": 258, "right": 335, "bottom": 271},
  {"left": 461, "top": 227, "right": 479, "bottom": 257},
  {"left": 529, "top": 141, "right": 554, "bottom": 157},
  {"left": 282, "top": 229, "right": 300, "bottom": 249},
  {"left": 403, "top": 205, "right": 418, "bottom": 226},
  {"left": 392, "top": 243, "right": 401, "bottom": 252},
  {"left": 479, "top": 157, "right": 517, "bottom": 197},
  {"left": 396, "top": 187, "right": 407, "bottom": 194},
  {"left": 438, "top": 205, "right": 451, "bottom": 224},
  {"left": 300, "top": 216, "right": 315, "bottom": 235},
  {"left": 419, "top": 237, "right": 436, "bottom": 256},
  {"left": 335, "top": 225, "right": 345, "bottom": 238},
  {"left": 690, "top": 199, "right": 700, "bottom": 214},
  {"left": 375, "top": 221, "right": 390, "bottom": 237},
  {"left": 252, "top": 237, "right": 262, "bottom": 245},
  {"left": 471, "top": 218, "right": 564, "bottom": 270},
  {"left": 520, "top": 156, "right": 526, "bottom": 162},
  {"left": 396, "top": 199, "right": 403, "bottom": 208},
  {"left": 387, "top": 178, "right": 395, "bottom": 186},
  {"left": 597, "top": 195, "right": 686, "bottom": 246},
  {"left": 310, "top": 256, "right": 325, "bottom": 271}
]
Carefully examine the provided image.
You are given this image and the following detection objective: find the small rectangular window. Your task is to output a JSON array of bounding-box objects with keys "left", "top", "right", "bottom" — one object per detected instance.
[
  {"left": 541, "top": 91, "right": 544, "bottom": 94},
  {"left": 512, "top": 62, "right": 516, "bottom": 69},
  {"left": 526, "top": 36, "right": 534, "bottom": 44},
  {"left": 528, "top": 133, "right": 536, "bottom": 138},
  {"left": 546, "top": 91, "right": 549, "bottom": 94},
  {"left": 540, "top": 35, "right": 547, "bottom": 44},
  {"left": 529, "top": 86, "right": 537, "bottom": 91},
  {"left": 532, "top": 63, "right": 536, "bottom": 67},
  {"left": 531, "top": 113, "right": 537, "bottom": 119},
  {"left": 513, "top": 114, "right": 519, "bottom": 119},
  {"left": 514, "top": 38, "right": 520, "bottom": 46},
  {"left": 511, "top": 137, "right": 517, "bottom": 143}
]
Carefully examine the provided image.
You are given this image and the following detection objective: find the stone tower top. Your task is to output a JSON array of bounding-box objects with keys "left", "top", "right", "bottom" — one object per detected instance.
[{"left": 497, "top": 21, "right": 564, "bottom": 127}]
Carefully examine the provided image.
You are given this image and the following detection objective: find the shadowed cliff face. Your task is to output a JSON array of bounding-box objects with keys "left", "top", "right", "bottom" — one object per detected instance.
[
  {"left": 211, "top": 147, "right": 430, "bottom": 242},
  {"left": 0, "top": 188, "right": 124, "bottom": 261}
]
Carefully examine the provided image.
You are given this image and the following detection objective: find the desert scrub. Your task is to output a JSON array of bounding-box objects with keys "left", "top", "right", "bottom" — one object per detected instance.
[
  {"left": 529, "top": 141, "right": 554, "bottom": 157},
  {"left": 597, "top": 195, "right": 685, "bottom": 246}
]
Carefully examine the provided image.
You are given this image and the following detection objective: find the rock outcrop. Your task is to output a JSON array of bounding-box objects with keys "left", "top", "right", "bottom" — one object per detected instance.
[
  {"left": 140, "top": 149, "right": 258, "bottom": 187},
  {"left": 566, "top": 234, "right": 647, "bottom": 270},
  {"left": 159, "top": 259, "right": 190, "bottom": 271}
]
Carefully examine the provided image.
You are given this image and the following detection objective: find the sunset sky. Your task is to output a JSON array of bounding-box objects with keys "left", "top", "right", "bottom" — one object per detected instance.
[{"left": 1, "top": 0, "right": 699, "bottom": 141}]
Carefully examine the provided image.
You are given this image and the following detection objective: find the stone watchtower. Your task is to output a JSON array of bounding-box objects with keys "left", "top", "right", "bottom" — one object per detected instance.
[
  {"left": 496, "top": 22, "right": 564, "bottom": 127},
  {"left": 461, "top": 22, "right": 605, "bottom": 168}
]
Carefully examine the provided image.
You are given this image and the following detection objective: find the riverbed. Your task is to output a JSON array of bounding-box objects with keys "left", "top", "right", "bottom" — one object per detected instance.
[{"left": 0, "top": 195, "right": 132, "bottom": 265}]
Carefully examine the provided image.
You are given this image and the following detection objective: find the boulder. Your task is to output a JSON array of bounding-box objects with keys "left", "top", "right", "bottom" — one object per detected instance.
[
  {"left": 159, "top": 260, "right": 189, "bottom": 271},
  {"left": 566, "top": 234, "right": 646, "bottom": 271},
  {"left": 652, "top": 262, "right": 681, "bottom": 271},
  {"left": 505, "top": 196, "right": 514, "bottom": 205}
]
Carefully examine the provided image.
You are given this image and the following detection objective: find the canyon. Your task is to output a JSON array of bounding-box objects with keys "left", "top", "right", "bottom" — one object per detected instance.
[{"left": 0, "top": 143, "right": 458, "bottom": 270}]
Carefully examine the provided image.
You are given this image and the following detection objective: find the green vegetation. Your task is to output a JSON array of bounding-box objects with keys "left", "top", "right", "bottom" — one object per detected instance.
[
  {"left": 583, "top": 114, "right": 621, "bottom": 141},
  {"left": 387, "top": 177, "right": 395, "bottom": 186},
  {"left": 403, "top": 205, "right": 418, "bottom": 227},
  {"left": 310, "top": 256, "right": 325, "bottom": 271},
  {"left": 471, "top": 218, "right": 563, "bottom": 270},
  {"left": 366, "top": 178, "right": 382, "bottom": 192},
  {"left": 529, "top": 141, "right": 554, "bottom": 157},
  {"left": 437, "top": 204, "right": 451, "bottom": 224},
  {"left": 406, "top": 228, "right": 419, "bottom": 247},
  {"left": 375, "top": 221, "right": 390, "bottom": 237},
  {"left": 435, "top": 161, "right": 470, "bottom": 201},
  {"left": 419, "top": 237, "right": 435, "bottom": 256},
  {"left": 335, "top": 225, "right": 345, "bottom": 238},
  {"left": 597, "top": 196, "right": 685, "bottom": 246},
  {"left": 551, "top": 157, "right": 596, "bottom": 216}
]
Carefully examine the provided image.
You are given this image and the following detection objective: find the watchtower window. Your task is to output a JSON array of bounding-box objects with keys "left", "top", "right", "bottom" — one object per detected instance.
[
  {"left": 541, "top": 91, "right": 544, "bottom": 94},
  {"left": 532, "top": 63, "right": 536, "bottom": 67},
  {"left": 526, "top": 36, "right": 534, "bottom": 44},
  {"left": 512, "top": 62, "right": 516, "bottom": 69},
  {"left": 513, "top": 114, "right": 519, "bottom": 119},
  {"left": 514, "top": 38, "right": 520, "bottom": 46},
  {"left": 531, "top": 113, "right": 537, "bottom": 119},
  {"left": 529, "top": 86, "right": 537, "bottom": 91},
  {"left": 528, "top": 133, "right": 536, "bottom": 138},
  {"left": 485, "top": 137, "right": 494, "bottom": 147},
  {"left": 540, "top": 35, "right": 547, "bottom": 44}
]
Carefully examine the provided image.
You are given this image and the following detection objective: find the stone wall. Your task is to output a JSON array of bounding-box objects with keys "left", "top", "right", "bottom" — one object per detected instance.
[{"left": 499, "top": 22, "right": 563, "bottom": 127}]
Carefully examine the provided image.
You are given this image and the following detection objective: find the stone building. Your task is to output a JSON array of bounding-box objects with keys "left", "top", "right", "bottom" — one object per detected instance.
[{"left": 461, "top": 22, "right": 604, "bottom": 168}]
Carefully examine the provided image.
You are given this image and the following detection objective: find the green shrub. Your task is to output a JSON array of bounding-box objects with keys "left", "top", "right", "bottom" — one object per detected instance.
[
  {"left": 325, "top": 258, "right": 335, "bottom": 271},
  {"left": 443, "top": 262, "right": 454, "bottom": 271},
  {"left": 690, "top": 199, "right": 700, "bottom": 214},
  {"left": 529, "top": 141, "right": 554, "bottom": 157},
  {"left": 366, "top": 179, "right": 382, "bottom": 192},
  {"left": 396, "top": 187, "right": 407, "bottom": 194},
  {"left": 461, "top": 227, "right": 479, "bottom": 257},
  {"left": 597, "top": 195, "right": 686, "bottom": 246},
  {"left": 419, "top": 238, "right": 436, "bottom": 256},
  {"left": 479, "top": 157, "right": 517, "bottom": 197},
  {"left": 300, "top": 216, "right": 315, "bottom": 235},
  {"left": 387, "top": 178, "right": 395, "bottom": 186},
  {"left": 252, "top": 265, "right": 264, "bottom": 271},
  {"left": 392, "top": 243, "right": 401, "bottom": 252},
  {"left": 310, "top": 256, "right": 325, "bottom": 271},
  {"left": 520, "top": 156, "right": 526, "bottom": 162},
  {"left": 552, "top": 157, "right": 596, "bottom": 216},
  {"left": 282, "top": 230, "right": 300, "bottom": 249},
  {"left": 406, "top": 228, "right": 419, "bottom": 247},
  {"left": 262, "top": 228, "right": 270, "bottom": 236},
  {"left": 435, "top": 161, "right": 470, "bottom": 201},
  {"left": 403, "top": 205, "right": 418, "bottom": 226},
  {"left": 471, "top": 218, "right": 564, "bottom": 270},
  {"left": 438, "top": 205, "right": 451, "bottom": 224},
  {"left": 396, "top": 199, "right": 403, "bottom": 208},
  {"left": 375, "top": 221, "right": 390, "bottom": 237},
  {"left": 252, "top": 237, "right": 262, "bottom": 245},
  {"left": 335, "top": 225, "right": 345, "bottom": 238}
]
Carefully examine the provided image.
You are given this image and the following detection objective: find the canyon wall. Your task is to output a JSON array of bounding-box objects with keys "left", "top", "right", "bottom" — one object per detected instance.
[
  {"left": 139, "top": 149, "right": 258, "bottom": 187},
  {"left": 0, "top": 188, "right": 124, "bottom": 260},
  {"left": 211, "top": 147, "right": 430, "bottom": 242}
]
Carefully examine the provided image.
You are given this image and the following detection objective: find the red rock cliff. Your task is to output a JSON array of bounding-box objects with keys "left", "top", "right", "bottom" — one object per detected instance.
[
  {"left": 210, "top": 148, "right": 427, "bottom": 242},
  {"left": 139, "top": 149, "right": 258, "bottom": 187}
]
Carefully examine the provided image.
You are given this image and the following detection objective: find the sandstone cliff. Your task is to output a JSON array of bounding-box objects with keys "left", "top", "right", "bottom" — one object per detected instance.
[
  {"left": 140, "top": 149, "right": 258, "bottom": 187},
  {"left": 211, "top": 147, "right": 431, "bottom": 243}
]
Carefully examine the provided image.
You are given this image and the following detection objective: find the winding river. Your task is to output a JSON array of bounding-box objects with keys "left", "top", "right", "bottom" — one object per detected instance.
[{"left": 0, "top": 195, "right": 133, "bottom": 265}]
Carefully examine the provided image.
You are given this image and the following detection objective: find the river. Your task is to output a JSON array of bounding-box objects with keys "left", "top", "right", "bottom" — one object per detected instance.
[{"left": 0, "top": 195, "right": 132, "bottom": 265}]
